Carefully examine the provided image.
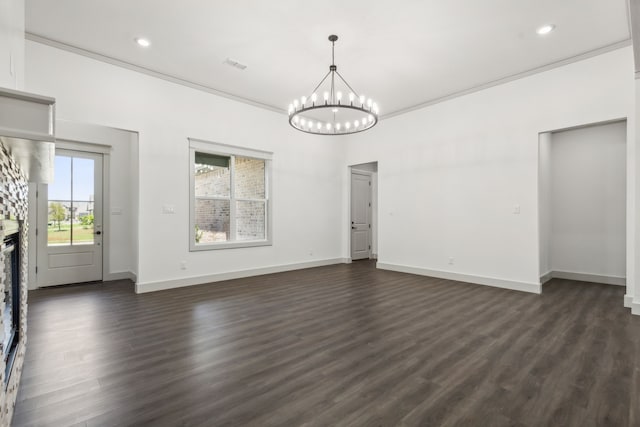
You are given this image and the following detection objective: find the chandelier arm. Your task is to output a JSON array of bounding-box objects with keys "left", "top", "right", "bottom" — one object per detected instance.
[
  {"left": 335, "top": 71, "right": 360, "bottom": 98},
  {"left": 309, "top": 70, "right": 332, "bottom": 98}
]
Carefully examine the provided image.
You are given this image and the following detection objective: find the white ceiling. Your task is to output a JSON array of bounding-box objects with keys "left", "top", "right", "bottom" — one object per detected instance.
[{"left": 25, "top": 0, "right": 631, "bottom": 117}]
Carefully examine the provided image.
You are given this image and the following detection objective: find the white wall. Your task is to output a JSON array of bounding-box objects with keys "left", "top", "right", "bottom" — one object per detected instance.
[
  {"left": 0, "top": 0, "right": 24, "bottom": 90},
  {"left": 345, "top": 47, "right": 635, "bottom": 293},
  {"left": 633, "top": 79, "right": 640, "bottom": 314},
  {"left": 549, "top": 121, "right": 626, "bottom": 280},
  {"left": 538, "top": 132, "right": 552, "bottom": 279},
  {"left": 25, "top": 40, "right": 346, "bottom": 291}
]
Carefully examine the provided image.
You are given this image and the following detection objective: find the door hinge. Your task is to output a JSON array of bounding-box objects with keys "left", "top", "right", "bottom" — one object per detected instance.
[
  {"left": 36, "top": 228, "right": 38, "bottom": 236},
  {"left": 369, "top": 245, "right": 371, "bottom": 250},
  {"left": 369, "top": 224, "right": 371, "bottom": 228},
  {"left": 369, "top": 202, "right": 371, "bottom": 207},
  {"left": 35, "top": 266, "right": 38, "bottom": 274},
  {"left": 369, "top": 181, "right": 371, "bottom": 186}
]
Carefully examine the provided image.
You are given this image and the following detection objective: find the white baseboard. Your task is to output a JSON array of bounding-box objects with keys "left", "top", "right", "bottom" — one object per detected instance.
[
  {"left": 136, "top": 258, "right": 348, "bottom": 294},
  {"left": 550, "top": 271, "right": 625, "bottom": 286},
  {"left": 632, "top": 300, "right": 640, "bottom": 316},
  {"left": 104, "top": 271, "right": 137, "bottom": 282},
  {"left": 624, "top": 294, "right": 633, "bottom": 308},
  {"left": 540, "top": 271, "right": 553, "bottom": 285},
  {"left": 376, "top": 262, "right": 541, "bottom": 294}
]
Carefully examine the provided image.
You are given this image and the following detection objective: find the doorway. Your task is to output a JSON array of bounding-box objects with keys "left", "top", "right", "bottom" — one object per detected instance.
[
  {"left": 538, "top": 120, "right": 626, "bottom": 286},
  {"left": 36, "top": 149, "right": 103, "bottom": 286},
  {"left": 350, "top": 162, "right": 378, "bottom": 261}
]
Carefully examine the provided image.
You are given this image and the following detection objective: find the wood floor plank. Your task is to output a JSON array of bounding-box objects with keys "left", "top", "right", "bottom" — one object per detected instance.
[{"left": 11, "top": 261, "right": 640, "bottom": 426}]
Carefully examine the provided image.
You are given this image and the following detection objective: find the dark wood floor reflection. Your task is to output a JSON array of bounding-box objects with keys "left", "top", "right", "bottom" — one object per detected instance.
[{"left": 13, "top": 261, "right": 640, "bottom": 426}]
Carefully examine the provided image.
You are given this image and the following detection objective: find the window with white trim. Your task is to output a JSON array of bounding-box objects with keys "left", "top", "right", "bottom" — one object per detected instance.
[{"left": 189, "top": 139, "right": 272, "bottom": 250}]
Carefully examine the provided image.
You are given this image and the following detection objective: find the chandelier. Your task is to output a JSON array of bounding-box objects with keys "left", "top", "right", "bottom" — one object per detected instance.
[{"left": 288, "top": 35, "right": 379, "bottom": 135}]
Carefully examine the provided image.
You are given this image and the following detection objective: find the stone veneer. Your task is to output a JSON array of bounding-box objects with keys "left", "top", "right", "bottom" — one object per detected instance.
[{"left": 0, "top": 142, "right": 29, "bottom": 426}]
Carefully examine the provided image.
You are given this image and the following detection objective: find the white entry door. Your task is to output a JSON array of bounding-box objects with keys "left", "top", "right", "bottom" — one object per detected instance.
[
  {"left": 351, "top": 170, "right": 372, "bottom": 260},
  {"left": 37, "top": 149, "right": 103, "bottom": 286}
]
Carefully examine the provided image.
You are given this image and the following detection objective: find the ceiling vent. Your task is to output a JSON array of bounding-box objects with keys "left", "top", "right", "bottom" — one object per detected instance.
[{"left": 224, "top": 58, "right": 247, "bottom": 70}]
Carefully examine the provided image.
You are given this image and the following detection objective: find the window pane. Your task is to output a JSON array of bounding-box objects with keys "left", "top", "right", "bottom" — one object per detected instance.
[
  {"left": 195, "top": 199, "right": 230, "bottom": 243},
  {"left": 48, "top": 201, "right": 71, "bottom": 245},
  {"left": 235, "top": 157, "right": 265, "bottom": 199},
  {"left": 49, "top": 156, "right": 71, "bottom": 201},
  {"left": 73, "top": 201, "right": 95, "bottom": 245},
  {"left": 72, "top": 157, "right": 94, "bottom": 201},
  {"left": 195, "top": 153, "right": 231, "bottom": 197},
  {"left": 236, "top": 200, "right": 265, "bottom": 241}
]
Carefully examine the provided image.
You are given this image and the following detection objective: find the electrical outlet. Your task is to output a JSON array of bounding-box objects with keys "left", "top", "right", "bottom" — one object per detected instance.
[
  {"left": 180, "top": 261, "right": 187, "bottom": 270},
  {"left": 448, "top": 257, "right": 454, "bottom": 265}
]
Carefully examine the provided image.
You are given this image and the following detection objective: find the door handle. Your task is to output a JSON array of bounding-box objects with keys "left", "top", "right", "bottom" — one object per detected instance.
[
  {"left": 351, "top": 226, "right": 356, "bottom": 230},
  {"left": 95, "top": 231, "right": 102, "bottom": 235}
]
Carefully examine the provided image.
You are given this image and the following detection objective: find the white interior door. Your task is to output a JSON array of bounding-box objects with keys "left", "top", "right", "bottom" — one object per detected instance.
[
  {"left": 351, "top": 170, "right": 372, "bottom": 260},
  {"left": 37, "top": 149, "right": 103, "bottom": 287}
]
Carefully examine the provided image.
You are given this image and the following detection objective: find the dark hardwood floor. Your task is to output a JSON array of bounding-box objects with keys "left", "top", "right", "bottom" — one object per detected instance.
[{"left": 12, "top": 261, "right": 640, "bottom": 426}]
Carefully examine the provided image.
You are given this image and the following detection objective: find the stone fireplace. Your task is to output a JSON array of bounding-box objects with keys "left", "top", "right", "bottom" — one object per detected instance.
[{"left": 0, "top": 143, "right": 29, "bottom": 426}]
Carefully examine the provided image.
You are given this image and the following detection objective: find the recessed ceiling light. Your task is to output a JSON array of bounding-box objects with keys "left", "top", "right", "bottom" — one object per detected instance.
[
  {"left": 536, "top": 24, "right": 556, "bottom": 35},
  {"left": 135, "top": 38, "right": 151, "bottom": 47}
]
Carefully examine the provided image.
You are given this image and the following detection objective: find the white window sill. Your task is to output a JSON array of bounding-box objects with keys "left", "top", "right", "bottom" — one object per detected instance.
[{"left": 189, "top": 239, "right": 272, "bottom": 251}]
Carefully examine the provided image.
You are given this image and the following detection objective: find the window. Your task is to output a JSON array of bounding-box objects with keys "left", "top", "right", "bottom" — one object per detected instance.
[
  {"left": 189, "top": 139, "right": 272, "bottom": 250},
  {"left": 47, "top": 153, "right": 96, "bottom": 246}
]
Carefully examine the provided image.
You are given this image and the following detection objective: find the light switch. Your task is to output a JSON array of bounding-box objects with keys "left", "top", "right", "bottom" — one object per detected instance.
[
  {"left": 162, "top": 205, "right": 175, "bottom": 214},
  {"left": 513, "top": 205, "right": 521, "bottom": 214}
]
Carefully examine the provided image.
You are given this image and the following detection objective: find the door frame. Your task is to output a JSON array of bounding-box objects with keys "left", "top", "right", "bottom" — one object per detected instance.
[
  {"left": 348, "top": 167, "right": 373, "bottom": 261},
  {"left": 32, "top": 140, "right": 111, "bottom": 288}
]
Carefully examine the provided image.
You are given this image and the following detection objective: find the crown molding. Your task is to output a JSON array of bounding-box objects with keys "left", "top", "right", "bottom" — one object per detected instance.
[
  {"left": 26, "top": 32, "right": 632, "bottom": 121},
  {"left": 25, "top": 32, "right": 286, "bottom": 115},
  {"left": 382, "top": 39, "right": 632, "bottom": 120}
]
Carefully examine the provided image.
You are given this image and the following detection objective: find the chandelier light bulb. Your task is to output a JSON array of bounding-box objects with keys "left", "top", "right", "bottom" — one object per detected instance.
[{"left": 287, "top": 35, "right": 378, "bottom": 135}]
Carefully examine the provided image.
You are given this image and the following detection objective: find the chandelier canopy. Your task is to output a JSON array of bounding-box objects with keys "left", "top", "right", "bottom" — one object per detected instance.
[{"left": 288, "top": 35, "right": 379, "bottom": 136}]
